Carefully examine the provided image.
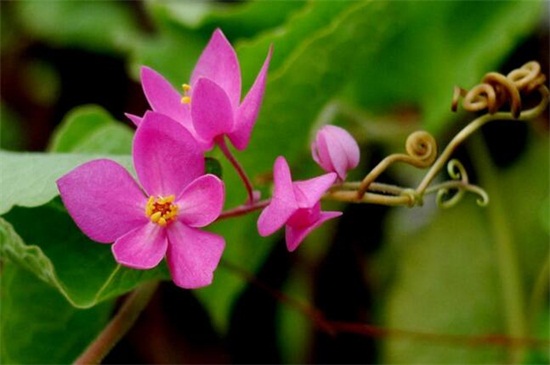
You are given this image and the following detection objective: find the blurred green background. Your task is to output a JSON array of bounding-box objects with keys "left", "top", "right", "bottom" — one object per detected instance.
[{"left": 1, "top": 1, "right": 548, "bottom": 364}]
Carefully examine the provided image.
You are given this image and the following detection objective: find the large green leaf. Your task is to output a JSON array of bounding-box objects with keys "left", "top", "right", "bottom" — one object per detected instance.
[
  {"left": 12, "top": 0, "right": 139, "bottom": 54},
  {"left": 346, "top": 0, "right": 542, "bottom": 132},
  {"left": 376, "top": 133, "right": 549, "bottom": 363},
  {"left": 148, "top": 0, "right": 305, "bottom": 39},
  {"left": 0, "top": 263, "right": 115, "bottom": 364},
  {"left": 194, "top": 1, "right": 396, "bottom": 332},
  {"left": 48, "top": 105, "right": 133, "bottom": 154},
  {"left": 0, "top": 200, "right": 169, "bottom": 308},
  {"left": 0, "top": 151, "right": 132, "bottom": 215},
  {"left": 380, "top": 201, "right": 506, "bottom": 363}
]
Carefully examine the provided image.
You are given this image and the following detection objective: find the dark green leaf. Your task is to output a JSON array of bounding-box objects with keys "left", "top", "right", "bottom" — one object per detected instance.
[
  {"left": 0, "top": 200, "right": 169, "bottom": 308},
  {"left": 205, "top": 157, "right": 223, "bottom": 178},
  {"left": 0, "top": 262, "right": 115, "bottom": 364}
]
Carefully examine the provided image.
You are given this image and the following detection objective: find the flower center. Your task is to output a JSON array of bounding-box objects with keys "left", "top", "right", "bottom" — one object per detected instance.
[
  {"left": 181, "top": 83, "right": 191, "bottom": 104},
  {"left": 145, "top": 195, "right": 179, "bottom": 227}
]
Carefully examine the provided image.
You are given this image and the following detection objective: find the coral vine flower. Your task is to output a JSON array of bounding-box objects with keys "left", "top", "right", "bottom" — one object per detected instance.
[
  {"left": 57, "top": 112, "right": 225, "bottom": 289},
  {"left": 257, "top": 157, "right": 342, "bottom": 252},
  {"left": 127, "top": 28, "right": 272, "bottom": 151},
  {"left": 311, "top": 125, "right": 360, "bottom": 181}
]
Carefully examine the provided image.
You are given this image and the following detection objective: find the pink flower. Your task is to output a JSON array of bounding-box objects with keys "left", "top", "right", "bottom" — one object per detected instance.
[
  {"left": 127, "top": 28, "right": 272, "bottom": 151},
  {"left": 57, "top": 112, "right": 225, "bottom": 289},
  {"left": 311, "top": 125, "right": 360, "bottom": 181},
  {"left": 257, "top": 157, "right": 342, "bottom": 252}
]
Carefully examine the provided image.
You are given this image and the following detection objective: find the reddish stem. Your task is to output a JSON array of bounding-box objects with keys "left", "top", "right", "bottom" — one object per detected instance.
[
  {"left": 216, "top": 137, "right": 255, "bottom": 205},
  {"left": 221, "top": 260, "right": 549, "bottom": 350},
  {"left": 218, "top": 199, "right": 270, "bottom": 221}
]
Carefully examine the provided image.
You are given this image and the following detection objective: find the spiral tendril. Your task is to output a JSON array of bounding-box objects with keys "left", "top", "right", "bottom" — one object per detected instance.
[
  {"left": 452, "top": 61, "right": 546, "bottom": 118},
  {"left": 427, "top": 160, "right": 489, "bottom": 209},
  {"left": 324, "top": 60, "right": 547, "bottom": 210},
  {"left": 356, "top": 131, "right": 437, "bottom": 198}
]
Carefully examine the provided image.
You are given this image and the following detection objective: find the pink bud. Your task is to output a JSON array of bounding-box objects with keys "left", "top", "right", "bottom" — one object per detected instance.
[{"left": 311, "top": 125, "right": 360, "bottom": 181}]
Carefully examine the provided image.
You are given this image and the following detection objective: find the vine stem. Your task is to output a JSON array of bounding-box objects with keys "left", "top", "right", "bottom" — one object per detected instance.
[
  {"left": 470, "top": 134, "right": 527, "bottom": 364},
  {"left": 218, "top": 198, "right": 270, "bottom": 220},
  {"left": 74, "top": 280, "right": 159, "bottom": 365},
  {"left": 216, "top": 136, "right": 256, "bottom": 205},
  {"left": 222, "top": 259, "right": 548, "bottom": 349}
]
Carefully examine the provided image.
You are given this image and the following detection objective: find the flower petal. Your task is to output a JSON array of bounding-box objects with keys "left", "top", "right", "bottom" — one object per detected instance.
[
  {"left": 229, "top": 46, "right": 273, "bottom": 150},
  {"left": 285, "top": 211, "right": 342, "bottom": 252},
  {"left": 166, "top": 222, "right": 225, "bottom": 289},
  {"left": 125, "top": 113, "right": 143, "bottom": 127},
  {"left": 177, "top": 174, "right": 225, "bottom": 227},
  {"left": 191, "top": 78, "right": 234, "bottom": 144},
  {"left": 133, "top": 112, "right": 204, "bottom": 197},
  {"left": 190, "top": 28, "right": 241, "bottom": 109},
  {"left": 57, "top": 159, "right": 148, "bottom": 243},
  {"left": 293, "top": 172, "right": 337, "bottom": 208},
  {"left": 141, "top": 66, "right": 192, "bottom": 128},
  {"left": 257, "top": 157, "right": 298, "bottom": 236},
  {"left": 112, "top": 223, "right": 167, "bottom": 269},
  {"left": 325, "top": 125, "right": 360, "bottom": 180}
]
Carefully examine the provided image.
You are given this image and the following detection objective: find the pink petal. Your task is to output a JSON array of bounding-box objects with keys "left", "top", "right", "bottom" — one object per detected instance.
[
  {"left": 285, "top": 211, "right": 342, "bottom": 252},
  {"left": 257, "top": 157, "right": 298, "bottom": 236},
  {"left": 229, "top": 46, "right": 273, "bottom": 150},
  {"left": 324, "top": 126, "right": 360, "bottom": 180},
  {"left": 133, "top": 112, "right": 204, "bottom": 197},
  {"left": 176, "top": 174, "right": 225, "bottom": 227},
  {"left": 191, "top": 78, "right": 235, "bottom": 144},
  {"left": 112, "top": 223, "right": 168, "bottom": 269},
  {"left": 190, "top": 29, "right": 241, "bottom": 109},
  {"left": 57, "top": 159, "right": 148, "bottom": 243},
  {"left": 293, "top": 172, "right": 337, "bottom": 208},
  {"left": 311, "top": 130, "right": 334, "bottom": 169},
  {"left": 166, "top": 222, "right": 225, "bottom": 289},
  {"left": 125, "top": 113, "right": 143, "bottom": 127},
  {"left": 141, "top": 67, "right": 192, "bottom": 128},
  {"left": 312, "top": 126, "right": 360, "bottom": 181}
]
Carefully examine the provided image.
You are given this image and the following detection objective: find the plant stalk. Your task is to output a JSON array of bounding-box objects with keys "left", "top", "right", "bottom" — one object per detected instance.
[{"left": 73, "top": 280, "right": 159, "bottom": 365}]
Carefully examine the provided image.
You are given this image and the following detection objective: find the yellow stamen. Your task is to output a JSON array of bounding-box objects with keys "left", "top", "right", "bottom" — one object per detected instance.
[
  {"left": 181, "top": 83, "right": 192, "bottom": 104},
  {"left": 145, "top": 195, "right": 178, "bottom": 226}
]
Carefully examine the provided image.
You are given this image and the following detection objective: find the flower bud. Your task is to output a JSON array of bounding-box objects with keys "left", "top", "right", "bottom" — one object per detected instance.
[{"left": 311, "top": 125, "right": 360, "bottom": 181}]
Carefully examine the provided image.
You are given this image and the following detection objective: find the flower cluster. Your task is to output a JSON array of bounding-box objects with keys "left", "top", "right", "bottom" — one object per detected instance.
[{"left": 58, "top": 29, "right": 360, "bottom": 289}]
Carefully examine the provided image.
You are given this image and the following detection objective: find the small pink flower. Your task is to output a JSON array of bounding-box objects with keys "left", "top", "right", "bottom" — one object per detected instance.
[
  {"left": 127, "top": 28, "right": 272, "bottom": 151},
  {"left": 257, "top": 157, "right": 341, "bottom": 252},
  {"left": 311, "top": 125, "right": 360, "bottom": 181},
  {"left": 57, "top": 112, "right": 225, "bottom": 289}
]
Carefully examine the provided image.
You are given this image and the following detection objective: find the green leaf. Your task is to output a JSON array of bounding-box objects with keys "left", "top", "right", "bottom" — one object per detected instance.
[
  {"left": 152, "top": 0, "right": 306, "bottom": 39},
  {"left": 379, "top": 202, "right": 506, "bottom": 363},
  {"left": 0, "top": 151, "right": 132, "bottom": 215},
  {"left": 523, "top": 307, "right": 550, "bottom": 364},
  {"left": 346, "top": 0, "right": 542, "bottom": 132},
  {"left": 375, "top": 133, "right": 549, "bottom": 363},
  {"left": 194, "top": 1, "right": 395, "bottom": 332},
  {"left": 0, "top": 201, "right": 169, "bottom": 309},
  {"left": 205, "top": 157, "right": 223, "bottom": 179},
  {"left": 12, "top": 0, "right": 139, "bottom": 54},
  {"left": 0, "top": 262, "right": 115, "bottom": 364},
  {"left": 48, "top": 105, "right": 133, "bottom": 154}
]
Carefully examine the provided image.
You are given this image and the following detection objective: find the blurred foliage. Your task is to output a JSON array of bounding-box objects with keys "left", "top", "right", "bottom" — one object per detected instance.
[{"left": 0, "top": 0, "right": 547, "bottom": 363}]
